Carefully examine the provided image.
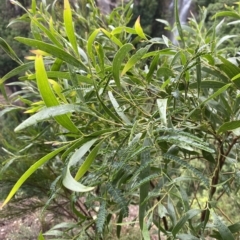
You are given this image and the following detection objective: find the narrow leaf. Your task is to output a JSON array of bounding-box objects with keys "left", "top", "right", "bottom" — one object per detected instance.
[
  {"left": 108, "top": 91, "right": 131, "bottom": 125},
  {"left": 163, "top": 154, "right": 209, "bottom": 187},
  {"left": 64, "top": 0, "right": 79, "bottom": 56},
  {"left": 172, "top": 209, "right": 201, "bottom": 237},
  {"left": 121, "top": 46, "right": 149, "bottom": 76},
  {"left": 87, "top": 28, "right": 101, "bottom": 63},
  {"left": 134, "top": 16, "right": 147, "bottom": 40},
  {"left": 0, "top": 145, "right": 68, "bottom": 209},
  {"left": 100, "top": 28, "right": 123, "bottom": 47},
  {"left": 35, "top": 54, "right": 79, "bottom": 133},
  {"left": 157, "top": 99, "right": 168, "bottom": 126},
  {"left": 0, "top": 62, "right": 34, "bottom": 85},
  {"left": 62, "top": 167, "right": 95, "bottom": 192},
  {"left": 75, "top": 139, "right": 103, "bottom": 180},
  {"left": 16, "top": 37, "right": 87, "bottom": 70},
  {"left": 112, "top": 43, "right": 134, "bottom": 89},
  {"left": 0, "top": 37, "right": 21, "bottom": 64},
  {"left": 139, "top": 138, "right": 151, "bottom": 230},
  {"left": 174, "top": 0, "right": 185, "bottom": 47},
  {"left": 15, "top": 104, "right": 79, "bottom": 132},
  {"left": 213, "top": 212, "right": 235, "bottom": 240},
  {"left": 196, "top": 57, "right": 201, "bottom": 97},
  {"left": 217, "top": 120, "right": 240, "bottom": 134}
]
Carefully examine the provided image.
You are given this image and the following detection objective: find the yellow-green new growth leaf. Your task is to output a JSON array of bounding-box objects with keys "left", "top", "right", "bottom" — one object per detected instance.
[
  {"left": 134, "top": 16, "right": 147, "bottom": 40},
  {"left": 64, "top": 0, "right": 79, "bottom": 57},
  {"left": 35, "top": 54, "right": 79, "bottom": 133},
  {"left": 0, "top": 145, "right": 68, "bottom": 209}
]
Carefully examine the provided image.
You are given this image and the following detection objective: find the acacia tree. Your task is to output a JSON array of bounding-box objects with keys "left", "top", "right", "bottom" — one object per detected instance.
[{"left": 2, "top": 0, "right": 240, "bottom": 239}]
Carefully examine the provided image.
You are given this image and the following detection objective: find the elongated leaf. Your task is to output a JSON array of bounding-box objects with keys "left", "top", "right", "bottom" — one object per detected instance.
[
  {"left": 134, "top": 16, "right": 147, "bottom": 40},
  {"left": 214, "top": 11, "right": 240, "bottom": 19},
  {"left": 69, "top": 139, "right": 97, "bottom": 167},
  {"left": 177, "top": 234, "right": 199, "bottom": 240},
  {"left": 48, "top": 79, "right": 67, "bottom": 102},
  {"left": 15, "top": 104, "right": 79, "bottom": 132},
  {"left": 0, "top": 145, "right": 68, "bottom": 209},
  {"left": 31, "top": 0, "right": 36, "bottom": 14},
  {"left": 167, "top": 196, "right": 177, "bottom": 225},
  {"left": 38, "top": 232, "right": 45, "bottom": 240},
  {"left": 106, "top": 182, "right": 128, "bottom": 217},
  {"left": 189, "top": 81, "right": 226, "bottom": 89},
  {"left": 228, "top": 222, "right": 240, "bottom": 233},
  {"left": 121, "top": 46, "right": 149, "bottom": 76},
  {"left": 174, "top": 0, "right": 185, "bottom": 47},
  {"left": 163, "top": 154, "right": 209, "bottom": 187},
  {"left": 117, "top": 212, "right": 123, "bottom": 238},
  {"left": 157, "top": 99, "right": 168, "bottom": 126},
  {"left": 111, "top": 26, "right": 137, "bottom": 35},
  {"left": 217, "top": 56, "right": 240, "bottom": 88},
  {"left": 139, "top": 138, "right": 151, "bottom": 230},
  {"left": 217, "top": 120, "right": 240, "bottom": 134},
  {"left": 216, "top": 35, "right": 237, "bottom": 48},
  {"left": 184, "top": 83, "right": 232, "bottom": 123},
  {"left": 87, "top": 28, "right": 101, "bottom": 63},
  {"left": 0, "top": 62, "right": 34, "bottom": 85},
  {"left": 62, "top": 167, "right": 95, "bottom": 192},
  {"left": 0, "top": 37, "right": 22, "bottom": 64},
  {"left": 146, "top": 53, "right": 159, "bottom": 83},
  {"left": 64, "top": 0, "right": 78, "bottom": 56},
  {"left": 172, "top": 209, "right": 201, "bottom": 237},
  {"left": 27, "top": 71, "right": 94, "bottom": 85},
  {"left": 201, "top": 83, "right": 232, "bottom": 105},
  {"left": 142, "top": 221, "right": 151, "bottom": 240},
  {"left": 202, "top": 66, "right": 229, "bottom": 83},
  {"left": 112, "top": 43, "right": 134, "bottom": 89},
  {"left": 100, "top": 28, "right": 123, "bottom": 47},
  {"left": 62, "top": 140, "right": 98, "bottom": 192},
  {"left": 96, "top": 201, "right": 107, "bottom": 234},
  {"left": 31, "top": 17, "right": 62, "bottom": 48},
  {"left": 75, "top": 139, "right": 103, "bottom": 180},
  {"left": 196, "top": 57, "right": 201, "bottom": 97},
  {"left": 35, "top": 54, "right": 79, "bottom": 133},
  {"left": 213, "top": 212, "right": 235, "bottom": 240},
  {"left": 108, "top": 91, "right": 131, "bottom": 124},
  {"left": 16, "top": 37, "right": 87, "bottom": 70}
]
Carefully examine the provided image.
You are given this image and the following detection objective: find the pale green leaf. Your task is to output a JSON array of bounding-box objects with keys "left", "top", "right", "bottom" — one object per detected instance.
[
  {"left": 0, "top": 145, "right": 68, "bottom": 209},
  {"left": 108, "top": 91, "right": 131, "bottom": 125},
  {"left": 14, "top": 104, "right": 79, "bottom": 132},
  {"left": 62, "top": 167, "right": 95, "bottom": 192},
  {"left": 75, "top": 140, "right": 103, "bottom": 180},
  {"left": 157, "top": 99, "right": 168, "bottom": 126}
]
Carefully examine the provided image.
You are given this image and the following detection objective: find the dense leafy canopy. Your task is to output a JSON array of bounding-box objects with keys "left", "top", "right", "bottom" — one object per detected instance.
[{"left": 1, "top": 0, "right": 240, "bottom": 239}]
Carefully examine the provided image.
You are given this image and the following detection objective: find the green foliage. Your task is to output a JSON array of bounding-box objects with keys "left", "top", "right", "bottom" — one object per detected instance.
[
  {"left": 2, "top": 0, "right": 240, "bottom": 239},
  {"left": 0, "top": 0, "right": 30, "bottom": 81}
]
